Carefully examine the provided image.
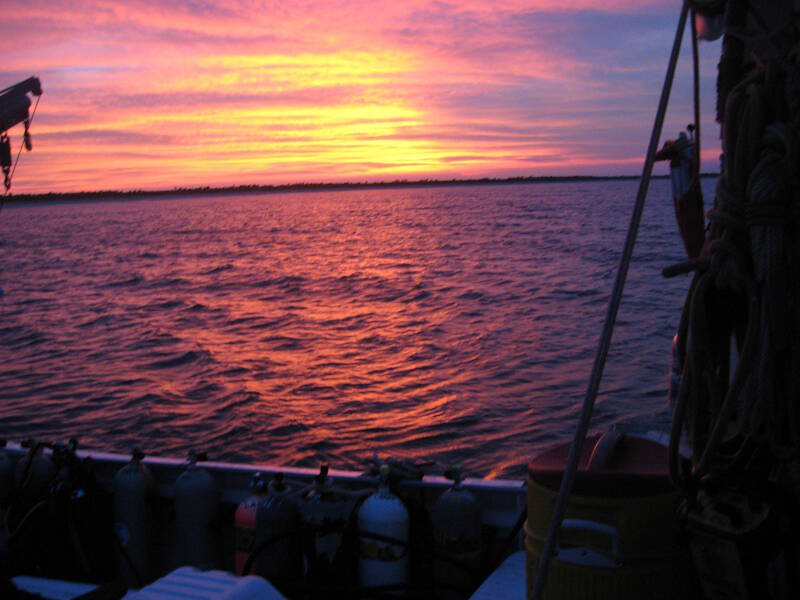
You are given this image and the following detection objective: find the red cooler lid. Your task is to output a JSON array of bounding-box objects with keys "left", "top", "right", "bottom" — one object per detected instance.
[{"left": 527, "top": 432, "right": 674, "bottom": 498}]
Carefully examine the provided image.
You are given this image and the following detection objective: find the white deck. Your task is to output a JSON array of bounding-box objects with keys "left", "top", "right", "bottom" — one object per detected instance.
[{"left": 470, "top": 551, "right": 526, "bottom": 600}]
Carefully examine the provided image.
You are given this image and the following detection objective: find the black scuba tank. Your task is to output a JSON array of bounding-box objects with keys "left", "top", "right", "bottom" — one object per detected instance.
[{"left": 431, "top": 466, "right": 482, "bottom": 598}]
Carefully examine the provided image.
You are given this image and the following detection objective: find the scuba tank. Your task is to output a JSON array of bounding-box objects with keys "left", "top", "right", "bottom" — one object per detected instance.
[
  {"left": 301, "top": 464, "right": 352, "bottom": 579},
  {"left": 13, "top": 438, "right": 56, "bottom": 505},
  {"left": 357, "top": 464, "right": 409, "bottom": 590},
  {"left": 46, "top": 439, "right": 115, "bottom": 581},
  {"left": 235, "top": 472, "right": 301, "bottom": 583},
  {"left": 174, "top": 450, "right": 219, "bottom": 570},
  {"left": 5, "top": 438, "right": 113, "bottom": 580},
  {"left": 0, "top": 439, "right": 13, "bottom": 565},
  {"left": 0, "top": 439, "right": 13, "bottom": 506},
  {"left": 235, "top": 472, "right": 269, "bottom": 575},
  {"left": 431, "top": 466, "right": 482, "bottom": 598},
  {"left": 114, "top": 448, "right": 153, "bottom": 587},
  {"left": 6, "top": 438, "right": 56, "bottom": 570}
]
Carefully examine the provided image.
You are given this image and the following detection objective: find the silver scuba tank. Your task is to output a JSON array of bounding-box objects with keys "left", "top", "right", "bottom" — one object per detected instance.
[
  {"left": 114, "top": 448, "right": 153, "bottom": 587},
  {"left": 357, "top": 464, "right": 410, "bottom": 590},
  {"left": 301, "top": 464, "right": 350, "bottom": 575},
  {"left": 174, "top": 450, "right": 219, "bottom": 570},
  {"left": 432, "top": 466, "right": 482, "bottom": 598}
]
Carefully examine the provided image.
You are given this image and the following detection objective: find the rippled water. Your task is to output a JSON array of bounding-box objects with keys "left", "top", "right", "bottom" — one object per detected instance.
[{"left": 0, "top": 180, "right": 712, "bottom": 477}]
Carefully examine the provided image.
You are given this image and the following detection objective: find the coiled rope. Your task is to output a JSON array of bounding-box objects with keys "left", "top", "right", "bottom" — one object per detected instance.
[{"left": 669, "top": 33, "right": 800, "bottom": 487}]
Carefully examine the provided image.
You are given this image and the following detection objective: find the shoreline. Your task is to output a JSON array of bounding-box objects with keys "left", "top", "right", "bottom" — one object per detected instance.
[{"left": 5, "top": 173, "right": 719, "bottom": 203}]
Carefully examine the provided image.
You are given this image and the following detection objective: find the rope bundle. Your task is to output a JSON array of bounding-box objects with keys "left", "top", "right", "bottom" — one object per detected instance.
[{"left": 670, "top": 45, "right": 800, "bottom": 487}]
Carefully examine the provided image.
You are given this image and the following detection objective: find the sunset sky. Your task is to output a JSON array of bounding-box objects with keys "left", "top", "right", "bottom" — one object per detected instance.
[{"left": 2, "top": 1, "right": 721, "bottom": 194}]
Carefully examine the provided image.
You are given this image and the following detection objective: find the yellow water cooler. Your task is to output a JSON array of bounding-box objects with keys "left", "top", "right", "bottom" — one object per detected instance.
[{"left": 525, "top": 432, "right": 700, "bottom": 599}]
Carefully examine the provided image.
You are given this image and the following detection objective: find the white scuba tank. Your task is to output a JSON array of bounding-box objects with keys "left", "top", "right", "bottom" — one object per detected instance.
[
  {"left": 358, "top": 464, "right": 409, "bottom": 590},
  {"left": 174, "top": 451, "right": 219, "bottom": 570},
  {"left": 114, "top": 448, "right": 153, "bottom": 587}
]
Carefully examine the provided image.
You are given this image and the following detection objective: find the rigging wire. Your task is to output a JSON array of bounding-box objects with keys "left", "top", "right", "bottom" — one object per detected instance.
[
  {"left": 691, "top": 7, "right": 701, "bottom": 181},
  {"left": 8, "top": 94, "right": 40, "bottom": 188},
  {"left": 530, "top": 2, "right": 690, "bottom": 598}
]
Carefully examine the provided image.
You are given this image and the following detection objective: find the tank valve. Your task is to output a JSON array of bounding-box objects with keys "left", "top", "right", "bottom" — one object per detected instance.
[
  {"left": 444, "top": 464, "right": 464, "bottom": 485},
  {"left": 186, "top": 450, "right": 209, "bottom": 466},
  {"left": 315, "top": 463, "right": 329, "bottom": 485}
]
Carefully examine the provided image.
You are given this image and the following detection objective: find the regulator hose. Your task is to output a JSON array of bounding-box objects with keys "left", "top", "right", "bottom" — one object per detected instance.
[{"left": 241, "top": 530, "right": 293, "bottom": 577}]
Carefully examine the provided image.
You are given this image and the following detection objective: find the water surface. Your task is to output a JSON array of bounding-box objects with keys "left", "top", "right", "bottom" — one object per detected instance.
[{"left": 0, "top": 180, "right": 709, "bottom": 477}]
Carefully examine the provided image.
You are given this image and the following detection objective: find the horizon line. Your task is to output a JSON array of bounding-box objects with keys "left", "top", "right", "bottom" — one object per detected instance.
[{"left": 6, "top": 173, "right": 720, "bottom": 202}]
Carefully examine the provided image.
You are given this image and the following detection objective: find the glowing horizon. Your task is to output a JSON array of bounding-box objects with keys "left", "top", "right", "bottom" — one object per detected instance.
[{"left": 2, "top": 1, "right": 721, "bottom": 194}]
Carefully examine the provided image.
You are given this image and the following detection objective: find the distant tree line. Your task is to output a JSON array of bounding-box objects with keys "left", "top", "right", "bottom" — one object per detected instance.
[{"left": 6, "top": 173, "right": 719, "bottom": 203}]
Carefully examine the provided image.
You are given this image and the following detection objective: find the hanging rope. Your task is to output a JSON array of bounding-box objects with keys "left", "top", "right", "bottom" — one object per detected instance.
[{"left": 669, "top": 30, "right": 800, "bottom": 488}]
